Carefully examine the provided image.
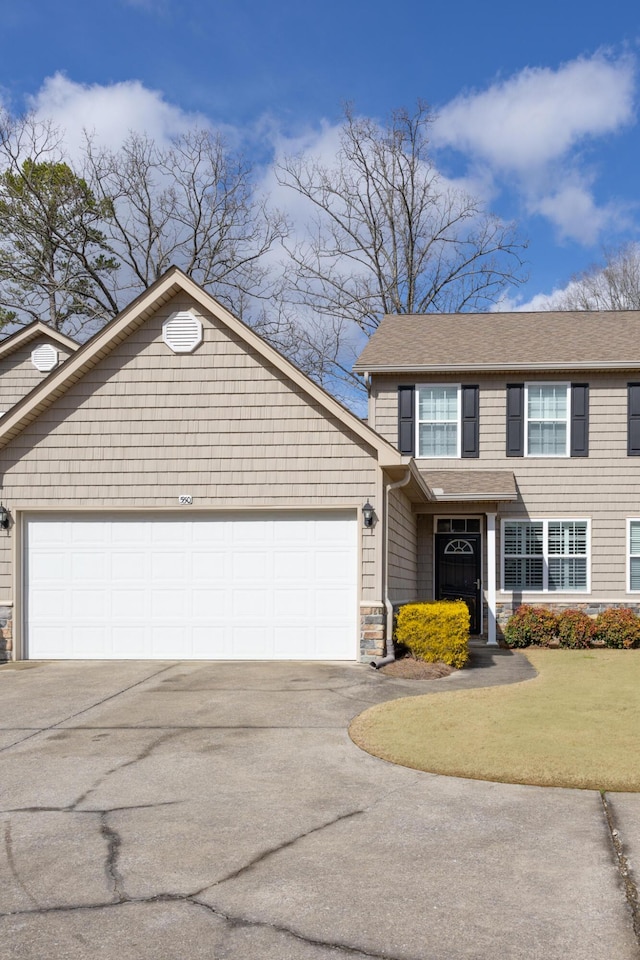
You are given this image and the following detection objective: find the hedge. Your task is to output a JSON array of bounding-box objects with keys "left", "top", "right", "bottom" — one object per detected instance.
[{"left": 395, "top": 600, "right": 469, "bottom": 668}]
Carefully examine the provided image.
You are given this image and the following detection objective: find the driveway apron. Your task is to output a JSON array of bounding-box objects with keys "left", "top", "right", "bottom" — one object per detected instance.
[{"left": 0, "top": 650, "right": 638, "bottom": 960}]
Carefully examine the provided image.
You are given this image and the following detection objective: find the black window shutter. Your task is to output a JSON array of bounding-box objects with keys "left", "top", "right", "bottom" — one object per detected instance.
[
  {"left": 570, "top": 384, "right": 589, "bottom": 457},
  {"left": 628, "top": 384, "right": 640, "bottom": 456},
  {"left": 461, "top": 385, "right": 479, "bottom": 458},
  {"left": 506, "top": 384, "right": 524, "bottom": 457},
  {"left": 397, "top": 385, "right": 415, "bottom": 455}
]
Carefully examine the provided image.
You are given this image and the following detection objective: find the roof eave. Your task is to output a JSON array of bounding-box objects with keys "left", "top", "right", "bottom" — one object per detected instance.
[{"left": 354, "top": 361, "right": 640, "bottom": 374}]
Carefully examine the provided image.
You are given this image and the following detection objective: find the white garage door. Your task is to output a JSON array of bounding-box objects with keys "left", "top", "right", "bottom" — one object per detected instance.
[{"left": 24, "top": 512, "right": 357, "bottom": 660}]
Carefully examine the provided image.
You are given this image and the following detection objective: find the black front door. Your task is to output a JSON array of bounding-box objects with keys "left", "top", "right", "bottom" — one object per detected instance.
[{"left": 435, "top": 533, "right": 482, "bottom": 634}]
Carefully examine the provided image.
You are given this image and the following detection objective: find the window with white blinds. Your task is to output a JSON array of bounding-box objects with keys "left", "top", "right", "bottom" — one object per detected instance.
[
  {"left": 629, "top": 520, "right": 640, "bottom": 591},
  {"left": 502, "top": 519, "right": 589, "bottom": 592}
]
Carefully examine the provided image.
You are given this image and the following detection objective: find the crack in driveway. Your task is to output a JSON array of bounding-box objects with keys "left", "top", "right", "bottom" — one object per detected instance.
[
  {"left": 0, "top": 893, "right": 410, "bottom": 960},
  {"left": 3, "top": 820, "right": 40, "bottom": 910},
  {"left": 69, "top": 729, "right": 182, "bottom": 811},
  {"left": 99, "top": 813, "right": 126, "bottom": 903},
  {"left": 194, "top": 807, "right": 367, "bottom": 893}
]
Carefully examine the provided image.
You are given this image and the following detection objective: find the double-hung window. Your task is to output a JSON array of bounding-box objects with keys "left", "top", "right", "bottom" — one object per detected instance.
[
  {"left": 417, "top": 385, "right": 460, "bottom": 457},
  {"left": 507, "top": 383, "right": 588, "bottom": 458},
  {"left": 526, "top": 384, "right": 569, "bottom": 456},
  {"left": 502, "top": 519, "right": 589, "bottom": 592}
]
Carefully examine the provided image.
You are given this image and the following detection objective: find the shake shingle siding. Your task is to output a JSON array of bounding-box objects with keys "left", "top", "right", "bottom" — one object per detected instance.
[
  {"left": 0, "top": 294, "right": 380, "bottom": 599},
  {"left": 387, "top": 488, "right": 418, "bottom": 601}
]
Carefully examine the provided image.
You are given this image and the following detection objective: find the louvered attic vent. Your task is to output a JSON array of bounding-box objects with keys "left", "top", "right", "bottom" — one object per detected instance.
[
  {"left": 162, "top": 311, "right": 203, "bottom": 353},
  {"left": 31, "top": 343, "right": 58, "bottom": 372}
]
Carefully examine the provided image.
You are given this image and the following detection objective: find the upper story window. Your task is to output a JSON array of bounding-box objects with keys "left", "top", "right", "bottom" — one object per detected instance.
[
  {"left": 526, "top": 384, "right": 569, "bottom": 456},
  {"left": 507, "top": 383, "right": 588, "bottom": 458},
  {"left": 398, "top": 384, "right": 479, "bottom": 458},
  {"left": 417, "top": 385, "right": 460, "bottom": 457}
]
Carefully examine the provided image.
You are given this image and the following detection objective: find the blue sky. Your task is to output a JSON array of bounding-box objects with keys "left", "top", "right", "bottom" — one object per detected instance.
[{"left": 1, "top": 0, "right": 640, "bottom": 308}]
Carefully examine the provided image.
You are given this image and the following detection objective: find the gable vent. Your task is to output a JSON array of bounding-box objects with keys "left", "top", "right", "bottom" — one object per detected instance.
[
  {"left": 31, "top": 343, "right": 58, "bottom": 372},
  {"left": 162, "top": 311, "right": 203, "bottom": 354}
]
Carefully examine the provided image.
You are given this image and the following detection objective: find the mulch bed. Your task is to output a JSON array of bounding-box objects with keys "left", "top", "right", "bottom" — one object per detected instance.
[{"left": 378, "top": 657, "right": 454, "bottom": 679}]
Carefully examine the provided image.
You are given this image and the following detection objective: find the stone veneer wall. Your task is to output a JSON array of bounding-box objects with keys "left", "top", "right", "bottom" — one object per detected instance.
[
  {"left": 360, "top": 604, "right": 385, "bottom": 659},
  {"left": 0, "top": 605, "right": 12, "bottom": 659}
]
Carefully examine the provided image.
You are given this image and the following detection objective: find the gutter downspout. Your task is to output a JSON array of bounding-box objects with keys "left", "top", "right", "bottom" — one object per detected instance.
[{"left": 371, "top": 467, "right": 412, "bottom": 668}]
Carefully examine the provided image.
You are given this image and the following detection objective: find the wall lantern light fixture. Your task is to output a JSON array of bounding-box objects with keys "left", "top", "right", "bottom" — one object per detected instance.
[
  {"left": 362, "top": 501, "right": 375, "bottom": 528},
  {"left": 0, "top": 504, "right": 9, "bottom": 530}
]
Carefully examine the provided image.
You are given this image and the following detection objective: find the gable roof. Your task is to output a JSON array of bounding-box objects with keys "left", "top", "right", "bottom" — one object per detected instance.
[
  {"left": 0, "top": 268, "right": 413, "bottom": 474},
  {"left": 0, "top": 321, "right": 79, "bottom": 360},
  {"left": 353, "top": 310, "right": 640, "bottom": 373}
]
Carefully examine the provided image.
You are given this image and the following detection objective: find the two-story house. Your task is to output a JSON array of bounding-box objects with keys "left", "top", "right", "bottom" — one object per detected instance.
[
  {"left": 354, "top": 309, "right": 640, "bottom": 646},
  {"left": 1, "top": 271, "right": 638, "bottom": 662}
]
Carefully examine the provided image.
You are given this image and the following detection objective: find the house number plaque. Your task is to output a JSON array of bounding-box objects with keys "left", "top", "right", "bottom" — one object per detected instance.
[{"left": 178, "top": 495, "right": 193, "bottom": 505}]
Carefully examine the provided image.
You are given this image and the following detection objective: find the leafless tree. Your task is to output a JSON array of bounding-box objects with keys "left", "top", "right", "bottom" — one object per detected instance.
[
  {"left": 276, "top": 103, "right": 527, "bottom": 345},
  {"left": 83, "top": 129, "right": 288, "bottom": 321},
  {"left": 555, "top": 243, "right": 640, "bottom": 311}
]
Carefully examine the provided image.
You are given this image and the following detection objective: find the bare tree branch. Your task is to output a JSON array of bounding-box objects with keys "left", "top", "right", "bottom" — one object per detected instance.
[
  {"left": 555, "top": 243, "right": 640, "bottom": 311},
  {"left": 276, "top": 102, "right": 527, "bottom": 355}
]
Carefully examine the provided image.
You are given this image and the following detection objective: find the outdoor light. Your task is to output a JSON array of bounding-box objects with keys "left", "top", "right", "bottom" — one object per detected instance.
[
  {"left": 0, "top": 504, "right": 9, "bottom": 530},
  {"left": 362, "top": 501, "right": 375, "bottom": 528}
]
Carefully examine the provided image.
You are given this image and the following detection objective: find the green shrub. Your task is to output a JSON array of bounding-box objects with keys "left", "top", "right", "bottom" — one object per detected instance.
[
  {"left": 394, "top": 601, "right": 469, "bottom": 668},
  {"left": 556, "top": 609, "right": 596, "bottom": 649},
  {"left": 595, "top": 608, "right": 640, "bottom": 649},
  {"left": 503, "top": 605, "right": 558, "bottom": 648}
]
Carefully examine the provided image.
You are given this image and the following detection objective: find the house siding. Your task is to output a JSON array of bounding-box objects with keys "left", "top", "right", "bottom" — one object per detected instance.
[
  {"left": 0, "top": 294, "right": 383, "bottom": 659},
  {"left": 371, "top": 373, "right": 640, "bottom": 614},
  {"left": 387, "top": 487, "right": 418, "bottom": 602},
  {"left": 0, "top": 339, "right": 74, "bottom": 412}
]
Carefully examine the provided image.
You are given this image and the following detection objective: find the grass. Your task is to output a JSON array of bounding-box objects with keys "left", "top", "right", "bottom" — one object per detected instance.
[{"left": 349, "top": 649, "right": 640, "bottom": 791}]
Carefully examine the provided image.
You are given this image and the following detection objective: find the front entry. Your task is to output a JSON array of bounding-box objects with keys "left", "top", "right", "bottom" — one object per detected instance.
[{"left": 435, "top": 532, "right": 482, "bottom": 634}]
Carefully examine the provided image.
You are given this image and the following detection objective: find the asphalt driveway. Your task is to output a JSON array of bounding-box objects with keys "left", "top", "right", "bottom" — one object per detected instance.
[{"left": 0, "top": 652, "right": 638, "bottom": 960}]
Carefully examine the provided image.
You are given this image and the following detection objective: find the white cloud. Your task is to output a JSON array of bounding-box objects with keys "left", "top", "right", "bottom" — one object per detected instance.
[
  {"left": 26, "top": 73, "right": 210, "bottom": 158},
  {"left": 436, "top": 52, "right": 635, "bottom": 173},
  {"left": 530, "top": 178, "right": 624, "bottom": 244},
  {"left": 434, "top": 52, "right": 637, "bottom": 245},
  {"left": 492, "top": 289, "right": 566, "bottom": 312}
]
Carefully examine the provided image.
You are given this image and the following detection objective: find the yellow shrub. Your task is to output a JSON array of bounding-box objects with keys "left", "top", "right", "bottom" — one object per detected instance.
[{"left": 394, "top": 601, "right": 470, "bottom": 668}]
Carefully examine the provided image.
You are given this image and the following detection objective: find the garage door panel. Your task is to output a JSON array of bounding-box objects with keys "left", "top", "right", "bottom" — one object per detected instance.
[
  {"left": 273, "top": 588, "right": 308, "bottom": 617},
  {"left": 111, "top": 627, "right": 148, "bottom": 658},
  {"left": 314, "top": 550, "right": 353, "bottom": 580},
  {"left": 71, "top": 553, "right": 107, "bottom": 580},
  {"left": 71, "top": 627, "right": 109, "bottom": 658},
  {"left": 232, "top": 551, "right": 267, "bottom": 579},
  {"left": 25, "top": 512, "right": 357, "bottom": 660},
  {"left": 71, "top": 591, "right": 106, "bottom": 618},
  {"left": 191, "top": 551, "right": 227, "bottom": 579},
  {"left": 315, "top": 587, "right": 354, "bottom": 618},
  {"left": 111, "top": 589, "right": 147, "bottom": 617},
  {"left": 232, "top": 588, "right": 269, "bottom": 617}
]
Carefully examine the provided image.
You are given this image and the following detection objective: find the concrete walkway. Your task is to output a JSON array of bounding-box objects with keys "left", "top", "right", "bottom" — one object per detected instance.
[{"left": 0, "top": 652, "right": 638, "bottom": 959}]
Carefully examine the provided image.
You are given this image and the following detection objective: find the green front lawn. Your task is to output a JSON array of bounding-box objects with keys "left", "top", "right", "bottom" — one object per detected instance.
[{"left": 350, "top": 649, "right": 640, "bottom": 791}]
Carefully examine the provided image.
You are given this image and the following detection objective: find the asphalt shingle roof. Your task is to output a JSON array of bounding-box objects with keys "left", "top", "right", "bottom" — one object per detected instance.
[
  {"left": 418, "top": 469, "right": 518, "bottom": 502},
  {"left": 353, "top": 311, "right": 640, "bottom": 371}
]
